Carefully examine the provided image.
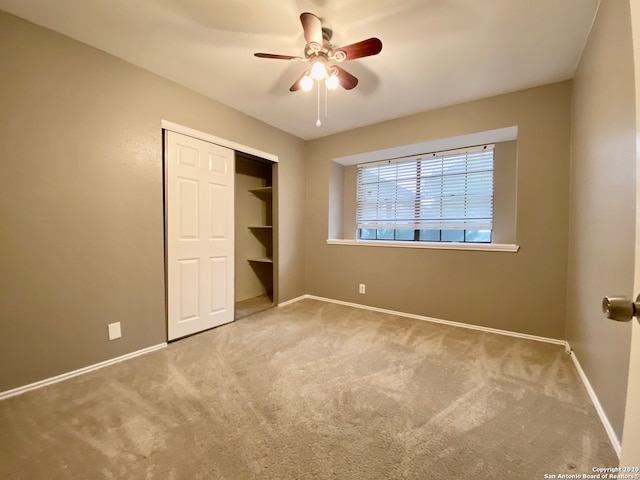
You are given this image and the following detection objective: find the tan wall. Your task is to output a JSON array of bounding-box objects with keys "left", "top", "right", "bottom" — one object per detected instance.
[
  {"left": 305, "top": 82, "right": 572, "bottom": 339},
  {"left": 566, "top": 0, "right": 635, "bottom": 440},
  {"left": 342, "top": 165, "right": 357, "bottom": 240},
  {"left": 493, "top": 141, "right": 518, "bottom": 244},
  {"left": 0, "top": 11, "right": 306, "bottom": 392}
]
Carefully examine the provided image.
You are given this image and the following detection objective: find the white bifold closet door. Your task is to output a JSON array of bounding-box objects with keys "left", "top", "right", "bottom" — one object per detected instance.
[{"left": 166, "top": 131, "right": 235, "bottom": 341}]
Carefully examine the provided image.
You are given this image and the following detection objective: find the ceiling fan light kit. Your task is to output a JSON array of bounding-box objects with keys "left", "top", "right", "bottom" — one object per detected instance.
[
  {"left": 254, "top": 12, "right": 382, "bottom": 127},
  {"left": 310, "top": 59, "right": 327, "bottom": 80}
]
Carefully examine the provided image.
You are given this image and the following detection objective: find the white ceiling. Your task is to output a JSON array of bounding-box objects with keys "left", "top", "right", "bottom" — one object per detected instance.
[{"left": 0, "top": 0, "right": 599, "bottom": 140}]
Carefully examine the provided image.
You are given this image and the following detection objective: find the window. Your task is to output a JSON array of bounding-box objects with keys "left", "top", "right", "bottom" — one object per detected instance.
[{"left": 356, "top": 145, "right": 494, "bottom": 243}]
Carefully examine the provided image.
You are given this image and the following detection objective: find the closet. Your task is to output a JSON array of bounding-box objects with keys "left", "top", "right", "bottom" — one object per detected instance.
[{"left": 234, "top": 152, "right": 275, "bottom": 319}]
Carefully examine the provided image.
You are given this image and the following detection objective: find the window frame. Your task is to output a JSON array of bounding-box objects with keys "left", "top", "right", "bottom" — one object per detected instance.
[{"left": 355, "top": 144, "right": 495, "bottom": 245}]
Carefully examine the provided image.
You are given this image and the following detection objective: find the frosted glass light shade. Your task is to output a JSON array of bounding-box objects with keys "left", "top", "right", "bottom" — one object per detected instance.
[
  {"left": 300, "top": 75, "right": 313, "bottom": 91},
  {"left": 311, "top": 61, "right": 327, "bottom": 80},
  {"left": 326, "top": 74, "right": 339, "bottom": 90}
]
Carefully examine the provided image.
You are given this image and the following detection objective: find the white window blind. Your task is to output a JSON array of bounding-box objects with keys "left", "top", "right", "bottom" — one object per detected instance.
[{"left": 356, "top": 145, "right": 494, "bottom": 231}]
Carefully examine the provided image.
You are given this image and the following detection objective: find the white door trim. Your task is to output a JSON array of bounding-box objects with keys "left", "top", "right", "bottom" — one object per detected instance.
[{"left": 161, "top": 120, "right": 279, "bottom": 163}]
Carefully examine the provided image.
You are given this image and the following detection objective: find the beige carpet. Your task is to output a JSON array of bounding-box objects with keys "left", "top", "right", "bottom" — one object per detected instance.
[
  {"left": 0, "top": 299, "right": 617, "bottom": 479},
  {"left": 235, "top": 294, "right": 274, "bottom": 320}
]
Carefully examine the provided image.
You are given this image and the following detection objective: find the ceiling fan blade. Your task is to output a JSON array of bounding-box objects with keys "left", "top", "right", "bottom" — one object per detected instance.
[
  {"left": 333, "top": 66, "right": 359, "bottom": 90},
  {"left": 289, "top": 70, "right": 310, "bottom": 92},
  {"left": 334, "top": 38, "right": 383, "bottom": 61},
  {"left": 254, "top": 53, "right": 302, "bottom": 60},
  {"left": 300, "top": 12, "right": 323, "bottom": 45}
]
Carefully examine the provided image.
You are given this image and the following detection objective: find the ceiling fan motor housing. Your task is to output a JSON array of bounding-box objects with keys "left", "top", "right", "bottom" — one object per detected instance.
[{"left": 305, "top": 27, "right": 334, "bottom": 58}]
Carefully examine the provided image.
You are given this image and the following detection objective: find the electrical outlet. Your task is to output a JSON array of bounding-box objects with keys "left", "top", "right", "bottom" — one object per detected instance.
[
  {"left": 359, "top": 284, "right": 366, "bottom": 294},
  {"left": 108, "top": 322, "right": 121, "bottom": 340}
]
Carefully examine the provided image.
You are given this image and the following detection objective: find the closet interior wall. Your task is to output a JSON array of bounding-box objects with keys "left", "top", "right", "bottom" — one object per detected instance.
[{"left": 235, "top": 153, "right": 274, "bottom": 308}]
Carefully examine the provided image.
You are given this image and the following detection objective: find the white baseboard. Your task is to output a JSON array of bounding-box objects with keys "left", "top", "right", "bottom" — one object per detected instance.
[
  {"left": 567, "top": 345, "right": 622, "bottom": 457},
  {"left": 302, "top": 294, "right": 565, "bottom": 345},
  {"left": 0, "top": 343, "right": 167, "bottom": 401},
  {"left": 276, "top": 295, "right": 308, "bottom": 308}
]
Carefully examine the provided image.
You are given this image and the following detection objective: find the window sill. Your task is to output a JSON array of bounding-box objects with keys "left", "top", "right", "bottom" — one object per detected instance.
[{"left": 326, "top": 239, "right": 520, "bottom": 253}]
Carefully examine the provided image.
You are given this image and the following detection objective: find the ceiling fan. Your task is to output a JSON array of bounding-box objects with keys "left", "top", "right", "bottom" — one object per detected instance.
[{"left": 254, "top": 12, "right": 383, "bottom": 92}]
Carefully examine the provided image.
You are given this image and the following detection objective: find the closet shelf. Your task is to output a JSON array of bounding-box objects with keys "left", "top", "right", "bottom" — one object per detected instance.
[
  {"left": 249, "top": 186, "right": 272, "bottom": 196},
  {"left": 247, "top": 257, "right": 273, "bottom": 264},
  {"left": 248, "top": 225, "right": 273, "bottom": 229}
]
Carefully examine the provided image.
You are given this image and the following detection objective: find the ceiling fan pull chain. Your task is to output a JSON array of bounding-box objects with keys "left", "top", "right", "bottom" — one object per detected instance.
[
  {"left": 325, "top": 81, "right": 328, "bottom": 118},
  {"left": 316, "top": 82, "right": 321, "bottom": 127}
]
